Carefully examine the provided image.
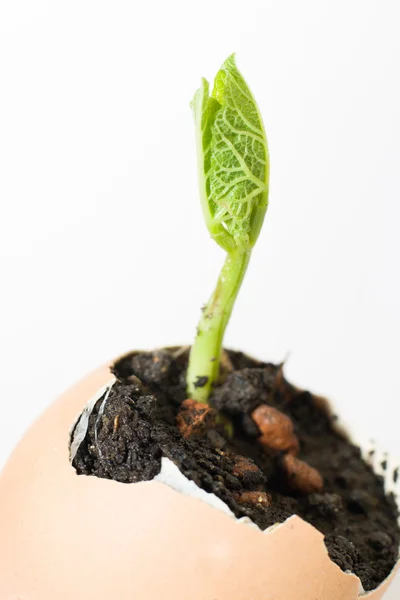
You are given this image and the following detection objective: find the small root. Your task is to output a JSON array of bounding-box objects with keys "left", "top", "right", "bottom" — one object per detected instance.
[{"left": 113, "top": 415, "right": 120, "bottom": 434}]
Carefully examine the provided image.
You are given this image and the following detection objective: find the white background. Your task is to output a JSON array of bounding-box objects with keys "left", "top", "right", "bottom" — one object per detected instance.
[{"left": 1, "top": 0, "right": 399, "bottom": 595}]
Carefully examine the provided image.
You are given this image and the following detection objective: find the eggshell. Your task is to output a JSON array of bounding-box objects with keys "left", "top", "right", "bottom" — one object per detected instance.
[{"left": 0, "top": 361, "right": 398, "bottom": 599}]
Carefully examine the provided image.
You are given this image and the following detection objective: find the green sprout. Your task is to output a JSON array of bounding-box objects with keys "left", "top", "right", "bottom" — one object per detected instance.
[{"left": 187, "top": 54, "right": 270, "bottom": 404}]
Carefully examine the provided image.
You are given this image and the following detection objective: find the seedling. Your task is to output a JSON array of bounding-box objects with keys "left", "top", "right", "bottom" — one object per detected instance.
[{"left": 187, "top": 54, "right": 270, "bottom": 403}]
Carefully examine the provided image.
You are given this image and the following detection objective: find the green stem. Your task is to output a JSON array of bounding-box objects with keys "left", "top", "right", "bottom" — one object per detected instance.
[{"left": 187, "top": 248, "right": 251, "bottom": 404}]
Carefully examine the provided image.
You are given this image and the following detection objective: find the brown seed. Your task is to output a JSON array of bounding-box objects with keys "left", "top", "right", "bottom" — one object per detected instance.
[
  {"left": 232, "top": 456, "right": 261, "bottom": 479},
  {"left": 259, "top": 431, "right": 300, "bottom": 456},
  {"left": 252, "top": 404, "right": 299, "bottom": 454},
  {"left": 176, "top": 399, "right": 217, "bottom": 439},
  {"left": 234, "top": 491, "right": 271, "bottom": 506},
  {"left": 282, "top": 454, "right": 323, "bottom": 494}
]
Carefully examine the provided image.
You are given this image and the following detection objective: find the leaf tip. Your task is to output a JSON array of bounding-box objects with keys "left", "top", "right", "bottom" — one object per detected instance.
[
  {"left": 190, "top": 77, "right": 209, "bottom": 111},
  {"left": 222, "top": 52, "right": 237, "bottom": 70}
]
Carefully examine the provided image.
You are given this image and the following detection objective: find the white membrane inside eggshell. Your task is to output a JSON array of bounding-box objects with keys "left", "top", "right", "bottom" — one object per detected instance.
[
  {"left": 69, "top": 377, "right": 116, "bottom": 462},
  {"left": 154, "top": 457, "right": 237, "bottom": 519}
]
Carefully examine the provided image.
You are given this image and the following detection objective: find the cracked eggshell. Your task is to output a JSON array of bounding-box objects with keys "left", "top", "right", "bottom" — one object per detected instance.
[{"left": 0, "top": 362, "right": 398, "bottom": 600}]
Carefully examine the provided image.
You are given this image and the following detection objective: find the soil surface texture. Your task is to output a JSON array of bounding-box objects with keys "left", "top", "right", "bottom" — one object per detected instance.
[{"left": 72, "top": 347, "right": 399, "bottom": 591}]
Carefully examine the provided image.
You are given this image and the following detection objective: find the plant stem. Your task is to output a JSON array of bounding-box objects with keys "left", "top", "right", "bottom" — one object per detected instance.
[{"left": 187, "top": 248, "right": 251, "bottom": 404}]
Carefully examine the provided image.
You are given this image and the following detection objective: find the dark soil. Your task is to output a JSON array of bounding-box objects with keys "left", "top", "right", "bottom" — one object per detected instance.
[{"left": 72, "top": 347, "right": 399, "bottom": 591}]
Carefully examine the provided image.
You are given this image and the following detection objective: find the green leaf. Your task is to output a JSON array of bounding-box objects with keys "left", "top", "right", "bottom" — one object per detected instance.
[{"left": 192, "top": 54, "right": 269, "bottom": 251}]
